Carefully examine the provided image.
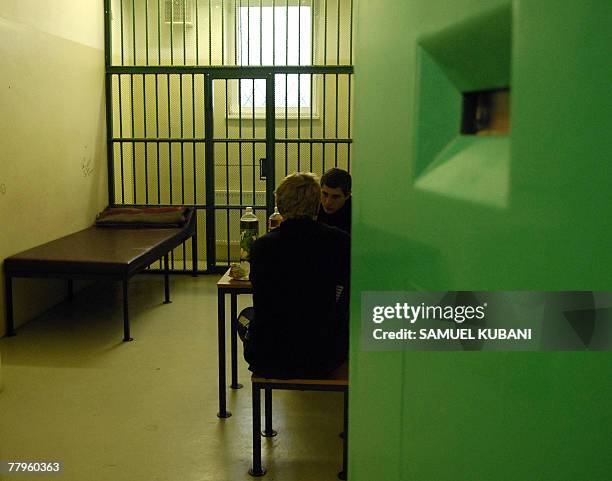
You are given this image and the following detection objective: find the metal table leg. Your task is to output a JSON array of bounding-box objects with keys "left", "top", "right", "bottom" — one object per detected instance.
[
  {"left": 163, "top": 254, "right": 171, "bottom": 304},
  {"left": 230, "top": 292, "right": 243, "bottom": 389},
  {"left": 262, "top": 388, "right": 277, "bottom": 437},
  {"left": 122, "top": 279, "right": 133, "bottom": 342},
  {"left": 5, "top": 273, "right": 15, "bottom": 336},
  {"left": 338, "top": 389, "right": 349, "bottom": 480},
  {"left": 249, "top": 384, "right": 266, "bottom": 476},
  {"left": 66, "top": 279, "right": 74, "bottom": 301},
  {"left": 217, "top": 289, "right": 231, "bottom": 418}
]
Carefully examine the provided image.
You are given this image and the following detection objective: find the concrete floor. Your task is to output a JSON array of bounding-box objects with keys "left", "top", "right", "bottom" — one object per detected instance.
[{"left": 0, "top": 275, "right": 345, "bottom": 481}]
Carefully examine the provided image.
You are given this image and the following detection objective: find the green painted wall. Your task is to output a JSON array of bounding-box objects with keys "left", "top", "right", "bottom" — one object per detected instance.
[{"left": 350, "top": 1, "right": 612, "bottom": 480}]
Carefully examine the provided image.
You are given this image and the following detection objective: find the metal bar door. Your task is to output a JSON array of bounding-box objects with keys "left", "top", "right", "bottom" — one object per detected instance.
[{"left": 205, "top": 72, "right": 275, "bottom": 271}]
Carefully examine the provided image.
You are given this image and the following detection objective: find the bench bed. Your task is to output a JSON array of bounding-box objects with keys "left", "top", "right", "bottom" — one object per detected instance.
[{"left": 4, "top": 207, "right": 197, "bottom": 341}]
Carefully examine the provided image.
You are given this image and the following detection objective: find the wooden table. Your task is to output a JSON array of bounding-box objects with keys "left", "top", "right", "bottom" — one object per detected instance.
[{"left": 216, "top": 269, "right": 252, "bottom": 418}]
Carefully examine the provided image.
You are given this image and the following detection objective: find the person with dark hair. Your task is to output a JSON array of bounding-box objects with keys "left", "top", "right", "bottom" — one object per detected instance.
[
  {"left": 239, "top": 172, "right": 350, "bottom": 379},
  {"left": 317, "top": 168, "right": 352, "bottom": 234}
]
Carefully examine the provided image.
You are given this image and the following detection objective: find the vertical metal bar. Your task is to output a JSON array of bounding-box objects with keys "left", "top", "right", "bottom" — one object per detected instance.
[
  {"left": 192, "top": 74, "right": 197, "bottom": 204},
  {"left": 130, "top": 74, "right": 137, "bottom": 202},
  {"left": 209, "top": 0, "right": 213, "bottom": 65},
  {"left": 239, "top": 79, "right": 243, "bottom": 205},
  {"left": 104, "top": 0, "right": 116, "bottom": 205},
  {"left": 145, "top": 0, "right": 149, "bottom": 65},
  {"left": 220, "top": 0, "right": 224, "bottom": 64},
  {"left": 225, "top": 79, "right": 230, "bottom": 264},
  {"left": 181, "top": 75, "right": 186, "bottom": 269},
  {"left": 349, "top": 0, "right": 353, "bottom": 64},
  {"left": 272, "top": 0, "right": 275, "bottom": 65},
  {"left": 195, "top": 0, "right": 200, "bottom": 64},
  {"left": 310, "top": 0, "right": 314, "bottom": 65},
  {"left": 348, "top": 74, "right": 351, "bottom": 170},
  {"left": 120, "top": 0, "right": 125, "bottom": 65},
  {"left": 183, "top": 0, "right": 187, "bottom": 65},
  {"left": 247, "top": 0, "right": 250, "bottom": 65},
  {"left": 297, "top": 0, "right": 301, "bottom": 170},
  {"left": 298, "top": 0, "right": 301, "bottom": 66},
  {"left": 191, "top": 208, "right": 198, "bottom": 274},
  {"left": 335, "top": 0, "right": 340, "bottom": 166},
  {"left": 284, "top": 1, "right": 288, "bottom": 175},
  {"left": 156, "top": 73, "right": 161, "bottom": 202},
  {"left": 310, "top": 73, "right": 313, "bottom": 172},
  {"left": 259, "top": 0, "right": 262, "bottom": 65},
  {"left": 204, "top": 74, "right": 216, "bottom": 271},
  {"left": 143, "top": 74, "right": 149, "bottom": 203},
  {"left": 170, "top": 0, "right": 174, "bottom": 64},
  {"left": 324, "top": 0, "right": 328, "bottom": 65},
  {"left": 236, "top": 0, "right": 240, "bottom": 66},
  {"left": 118, "top": 75, "right": 125, "bottom": 203},
  {"left": 323, "top": 72, "right": 326, "bottom": 171},
  {"left": 265, "top": 74, "right": 276, "bottom": 217},
  {"left": 335, "top": 73, "right": 339, "bottom": 166},
  {"left": 157, "top": 0, "right": 161, "bottom": 65},
  {"left": 252, "top": 77, "right": 256, "bottom": 205},
  {"left": 167, "top": 74, "right": 173, "bottom": 203},
  {"left": 337, "top": 0, "right": 341, "bottom": 65},
  {"left": 180, "top": 75, "right": 185, "bottom": 203},
  {"left": 132, "top": 0, "right": 137, "bottom": 65},
  {"left": 309, "top": 0, "right": 314, "bottom": 171}
]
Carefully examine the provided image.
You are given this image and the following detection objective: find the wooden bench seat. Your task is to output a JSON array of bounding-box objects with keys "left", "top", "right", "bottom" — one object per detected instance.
[{"left": 250, "top": 361, "right": 349, "bottom": 479}]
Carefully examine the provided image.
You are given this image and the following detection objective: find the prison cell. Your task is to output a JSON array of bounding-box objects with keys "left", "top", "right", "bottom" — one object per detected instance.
[{"left": 105, "top": 0, "right": 354, "bottom": 272}]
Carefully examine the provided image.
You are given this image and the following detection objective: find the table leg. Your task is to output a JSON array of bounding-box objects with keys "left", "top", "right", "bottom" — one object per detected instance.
[
  {"left": 66, "top": 279, "right": 74, "bottom": 301},
  {"left": 338, "top": 389, "right": 349, "bottom": 480},
  {"left": 217, "top": 290, "right": 231, "bottom": 418},
  {"left": 249, "top": 385, "right": 266, "bottom": 476},
  {"left": 230, "top": 293, "right": 243, "bottom": 389},
  {"left": 122, "top": 279, "right": 133, "bottom": 342},
  {"left": 5, "top": 274, "right": 15, "bottom": 336},
  {"left": 191, "top": 227, "right": 198, "bottom": 277},
  {"left": 163, "top": 254, "right": 171, "bottom": 304},
  {"left": 262, "top": 388, "right": 277, "bottom": 437}
]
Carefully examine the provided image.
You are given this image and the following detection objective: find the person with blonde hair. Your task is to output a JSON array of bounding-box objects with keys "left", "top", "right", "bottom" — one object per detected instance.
[{"left": 241, "top": 172, "right": 350, "bottom": 379}]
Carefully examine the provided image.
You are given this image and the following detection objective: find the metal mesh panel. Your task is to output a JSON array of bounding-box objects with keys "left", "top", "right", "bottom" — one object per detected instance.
[{"left": 106, "top": 0, "right": 353, "bottom": 272}]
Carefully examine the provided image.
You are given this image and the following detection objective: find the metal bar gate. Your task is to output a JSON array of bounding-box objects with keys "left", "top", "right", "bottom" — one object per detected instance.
[{"left": 104, "top": 0, "right": 354, "bottom": 272}]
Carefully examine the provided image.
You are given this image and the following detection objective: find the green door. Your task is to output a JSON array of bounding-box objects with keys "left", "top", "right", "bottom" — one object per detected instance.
[{"left": 350, "top": 1, "right": 612, "bottom": 480}]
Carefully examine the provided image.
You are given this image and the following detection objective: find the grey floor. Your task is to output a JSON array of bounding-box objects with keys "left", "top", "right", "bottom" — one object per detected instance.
[{"left": 0, "top": 275, "right": 345, "bottom": 481}]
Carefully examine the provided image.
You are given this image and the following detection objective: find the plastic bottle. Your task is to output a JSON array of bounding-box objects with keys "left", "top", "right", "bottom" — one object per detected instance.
[
  {"left": 267, "top": 206, "right": 283, "bottom": 231},
  {"left": 239, "top": 207, "right": 259, "bottom": 277}
]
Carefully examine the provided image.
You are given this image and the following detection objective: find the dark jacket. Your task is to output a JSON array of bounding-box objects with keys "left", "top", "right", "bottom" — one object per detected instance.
[
  {"left": 244, "top": 218, "right": 350, "bottom": 378},
  {"left": 317, "top": 197, "right": 352, "bottom": 234}
]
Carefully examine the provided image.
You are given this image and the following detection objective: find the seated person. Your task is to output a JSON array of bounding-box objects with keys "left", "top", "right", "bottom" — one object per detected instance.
[
  {"left": 317, "top": 168, "right": 352, "bottom": 234},
  {"left": 241, "top": 172, "right": 350, "bottom": 379}
]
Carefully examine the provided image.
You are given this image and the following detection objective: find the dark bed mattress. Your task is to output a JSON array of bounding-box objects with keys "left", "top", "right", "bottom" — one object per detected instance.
[
  {"left": 4, "top": 207, "right": 197, "bottom": 341},
  {"left": 5, "top": 223, "right": 193, "bottom": 278}
]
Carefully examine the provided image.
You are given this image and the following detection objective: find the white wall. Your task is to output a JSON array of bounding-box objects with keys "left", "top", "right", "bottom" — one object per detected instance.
[{"left": 0, "top": 2, "right": 108, "bottom": 341}]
